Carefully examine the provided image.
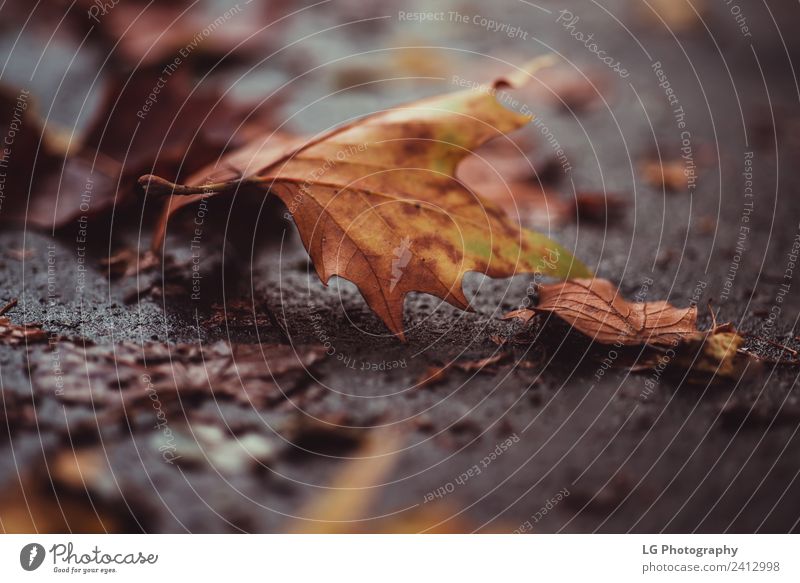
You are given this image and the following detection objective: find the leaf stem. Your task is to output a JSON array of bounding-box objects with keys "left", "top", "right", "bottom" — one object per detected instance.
[{"left": 138, "top": 174, "right": 260, "bottom": 197}]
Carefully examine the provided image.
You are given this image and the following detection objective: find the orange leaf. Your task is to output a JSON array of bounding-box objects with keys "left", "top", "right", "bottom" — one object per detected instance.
[
  {"left": 141, "top": 56, "right": 591, "bottom": 338},
  {"left": 507, "top": 278, "right": 697, "bottom": 347}
]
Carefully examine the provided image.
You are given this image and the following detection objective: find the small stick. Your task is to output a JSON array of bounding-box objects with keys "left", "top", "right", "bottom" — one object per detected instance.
[
  {"left": 738, "top": 347, "right": 799, "bottom": 366},
  {"left": 706, "top": 299, "right": 718, "bottom": 330},
  {"left": 0, "top": 298, "right": 18, "bottom": 316},
  {"left": 138, "top": 174, "right": 244, "bottom": 197},
  {"left": 743, "top": 333, "right": 799, "bottom": 357}
]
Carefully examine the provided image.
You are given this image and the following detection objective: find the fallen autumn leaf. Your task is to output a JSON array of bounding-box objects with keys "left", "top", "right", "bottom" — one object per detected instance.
[
  {"left": 505, "top": 278, "right": 697, "bottom": 347},
  {"left": 140, "top": 56, "right": 591, "bottom": 338}
]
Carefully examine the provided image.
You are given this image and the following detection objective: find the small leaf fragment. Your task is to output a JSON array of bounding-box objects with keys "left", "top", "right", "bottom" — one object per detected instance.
[
  {"left": 669, "top": 325, "right": 750, "bottom": 383},
  {"left": 510, "top": 278, "right": 697, "bottom": 347}
]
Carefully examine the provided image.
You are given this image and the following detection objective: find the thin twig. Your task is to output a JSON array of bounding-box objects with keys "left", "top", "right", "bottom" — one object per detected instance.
[
  {"left": 0, "top": 298, "right": 18, "bottom": 316},
  {"left": 743, "top": 333, "right": 799, "bottom": 357},
  {"left": 706, "top": 299, "right": 718, "bottom": 329}
]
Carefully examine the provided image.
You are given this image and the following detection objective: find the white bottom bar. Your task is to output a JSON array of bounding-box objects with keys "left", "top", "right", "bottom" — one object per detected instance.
[{"left": 0, "top": 534, "right": 796, "bottom": 581}]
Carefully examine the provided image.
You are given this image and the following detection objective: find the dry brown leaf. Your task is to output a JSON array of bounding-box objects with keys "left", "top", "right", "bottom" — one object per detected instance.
[
  {"left": 0, "top": 85, "right": 61, "bottom": 215},
  {"left": 5, "top": 248, "right": 34, "bottom": 261},
  {"left": 506, "top": 278, "right": 697, "bottom": 347},
  {"left": 0, "top": 318, "right": 48, "bottom": 345},
  {"left": 501, "top": 308, "right": 537, "bottom": 325},
  {"left": 416, "top": 352, "right": 511, "bottom": 388},
  {"left": 687, "top": 326, "right": 747, "bottom": 380},
  {"left": 0, "top": 300, "right": 48, "bottom": 345},
  {"left": 0, "top": 89, "right": 122, "bottom": 231},
  {"left": 100, "top": 249, "right": 159, "bottom": 279},
  {"left": 671, "top": 324, "right": 749, "bottom": 382},
  {"left": 574, "top": 191, "right": 627, "bottom": 223},
  {"left": 632, "top": 324, "right": 751, "bottom": 384},
  {"left": 84, "top": 66, "right": 277, "bottom": 181},
  {"left": 455, "top": 352, "right": 512, "bottom": 372},
  {"left": 80, "top": 0, "right": 266, "bottom": 68},
  {"left": 505, "top": 280, "right": 755, "bottom": 385},
  {"left": 140, "top": 56, "right": 591, "bottom": 338},
  {"left": 417, "top": 365, "right": 451, "bottom": 388},
  {"left": 642, "top": 160, "right": 689, "bottom": 192}
]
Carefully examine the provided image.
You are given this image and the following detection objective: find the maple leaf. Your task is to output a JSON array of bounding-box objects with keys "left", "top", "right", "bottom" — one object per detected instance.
[
  {"left": 505, "top": 278, "right": 697, "bottom": 347},
  {"left": 139, "top": 56, "right": 591, "bottom": 338}
]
